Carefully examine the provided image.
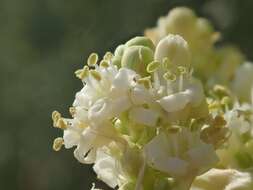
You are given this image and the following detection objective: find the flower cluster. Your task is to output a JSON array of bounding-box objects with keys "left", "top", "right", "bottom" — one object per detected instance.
[{"left": 51, "top": 7, "right": 253, "bottom": 190}]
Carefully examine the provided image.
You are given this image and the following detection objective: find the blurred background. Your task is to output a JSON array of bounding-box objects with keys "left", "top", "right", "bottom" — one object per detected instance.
[{"left": 1, "top": 0, "right": 253, "bottom": 189}]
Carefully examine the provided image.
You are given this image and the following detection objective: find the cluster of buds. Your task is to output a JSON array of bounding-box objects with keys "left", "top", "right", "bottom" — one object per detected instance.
[{"left": 51, "top": 7, "right": 253, "bottom": 190}]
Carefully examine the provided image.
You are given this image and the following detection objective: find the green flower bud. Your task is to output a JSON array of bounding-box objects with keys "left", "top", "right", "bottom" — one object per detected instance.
[
  {"left": 111, "top": 56, "right": 122, "bottom": 67},
  {"left": 121, "top": 46, "right": 154, "bottom": 76},
  {"left": 114, "top": 44, "right": 125, "bottom": 57},
  {"left": 126, "top": 36, "right": 155, "bottom": 51}
]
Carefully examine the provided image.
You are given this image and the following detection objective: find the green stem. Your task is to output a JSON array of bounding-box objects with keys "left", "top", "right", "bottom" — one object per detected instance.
[{"left": 172, "top": 176, "right": 194, "bottom": 190}]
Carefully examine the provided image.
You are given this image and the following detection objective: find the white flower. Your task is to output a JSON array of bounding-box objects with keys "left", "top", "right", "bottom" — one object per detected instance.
[
  {"left": 157, "top": 78, "right": 206, "bottom": 121},
  {"left": 144, "top": 129, "right": 218, "bottom": 178},
  {"left": 62, "top": 64, "right": 141, "bottom": 164},
  {"left": 192, "top": 169, "right": 253, "bottom": 190},
  {"left": 93, "top": 148, "right": 124, "bottom": 188},
  {"left": 217, "top": 104, "right": 253, "bottom": 169},
  {"left": 63, "top": 119, "right": 118, "bottom": 164},
  {"left": 128, "top": 106, "right": 160, "bottom": 127},
  {"left": 233, "top": 62, "right": 253, "bottom": 102}
]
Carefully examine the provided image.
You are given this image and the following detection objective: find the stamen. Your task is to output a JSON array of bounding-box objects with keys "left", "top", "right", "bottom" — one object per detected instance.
[
  {"left": 103, "top": 52, "right": 113, "bottom": 61},
  {"left": 163, "top": 71, "right": 176, "bottom": 82},
  {"left": 163, "top": 71, "right": 176, "bottom": 94},
  {"left": 162, "top": 57, "right": 172, "bottom": 70},
  {"left": 167, "top": 125, "right": 181, "bottom": 133},
  {"left": 177, "top": 66, "right": 187, "bottom": 75},
  {"left": 90, "top": 70, "right": 102, "bottom": 81},
  {"left": 137, "top": 76, "right": 152, "bottom": 89},
  {"left": 87, "top": 53, "right": 99, "bottom": 67},
  {"left": 147, "top": 61, "right": 160, "bottom": 73},
  {"left": 177, "top": 66, "right": 187, "bottom": 92},
  {"left": 53, "top": 137, "right": 64, "bottom": 151},
  {"left": 221, "top": 96, "right": 232, "bottom": 111},
  {"left": 75, "top": 66, "right": 89, "bottom": 80},
  {"left": 171, "top": 135, "right": 179, "bottom": 156},
  {"left": 56, "top": 118, "right": 68, "bottom": 130},
  {"left": 100, "top": 60, "right": 110, "bottom": 68},
  {"left": 52, "top": 111, "right": 61, "bottom": 127},
  {"left": 213, "top": 85, "right": 230, "bottom": 97},
  {"left": 208, "top": 100, "right": 221, "bottom": 110}
]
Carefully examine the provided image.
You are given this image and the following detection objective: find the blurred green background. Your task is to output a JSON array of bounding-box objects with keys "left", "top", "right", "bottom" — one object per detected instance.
[{"left": 1, "top": 0, "right": 253, "bottom": 189}]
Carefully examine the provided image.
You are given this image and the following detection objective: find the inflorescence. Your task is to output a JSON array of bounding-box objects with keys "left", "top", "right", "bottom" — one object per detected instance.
[{"left": 51, "top": 7, "right": 253, "bottom": 190}]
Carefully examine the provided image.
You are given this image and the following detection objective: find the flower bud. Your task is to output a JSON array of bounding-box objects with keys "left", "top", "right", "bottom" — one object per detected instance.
[
  {"left": 233, "top": 62, "right": 253, "bottom": 102},
  {"left": 154, "top": 34, "right": 190, "bottom": 68},
  {"left": 165, "top": 7, "right": 196, "bottom": 37},
  {"left": 121, "top": 45, "right": 154, "bottom": 76},
  {"left": 125, "top": 36, "right": 155, "bottom": 51}
]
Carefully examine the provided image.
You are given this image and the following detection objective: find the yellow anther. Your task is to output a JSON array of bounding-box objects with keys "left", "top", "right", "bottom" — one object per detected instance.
[
  {"left": 163, "top": 71, "right": 176, "bottom": 81},
  {"left": 176, "top": 66, "right": 187, "bottom": 75},
  {"left": 69, "top": 107, "right": 76, "bottom": 117},
  {"left": 208, "top": 100, "right": 221, "bottom": 110},
  {"left": 167, "top": 125, "right": 181, "bottom": 133},
  {"left": 137, "top": 76, "right": 151, "bottom": 89},
  {"left": 221, "top": 96, "right": 232, "bottom": 106},
  {"left": 52, "top": 111, "right": 61, "bottom": 127},
  {"left": 213, "top": 85, "right": 230, "bottom": 97},
  {"left": 52, "top": 110, "right": 61, "bottom": 120},
  {"left": 90, "top": 70, "right": 102, "bottom": 81},
  {"left": 53, "top": 137, "right": 64, "bottom": 151},
  {"left": 57, "top": 118, "right": 68, "bottom": 130},
  {"left": 87, "top": 53, "right": 99, "bottom": 66},
  {"left": 100, "top": 60, "right": 110, "bottom": 68},
  {"left": 147, "top": 61, "right": 160, "bottom": 73},
  {"left": 75, "top": 66, "right": 89, "bottom": 80},
  {"left": 103, "top": 52, "right": 113, "bottom": 61},
  {"left": 162, "top": 57, "right": 172, "bottom": 69}
]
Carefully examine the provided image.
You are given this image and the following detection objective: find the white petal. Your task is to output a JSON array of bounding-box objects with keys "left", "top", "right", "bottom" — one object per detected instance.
[
  {"left": 162, "top": 157, "right": 188, "bottom": 177},
  {"left": 73, "top": 86, "right": 94, "bottom": 108},
  {"left": 184, "top": 79, "right": 204, "bottom": 107},
  {"left": 192, "top": 169, "right": 253, "bottom": 190},
  {"left": 75, "top": 107, "right": 89, "bottom": 123},
  {"left": 109, "top": 96, "right": 132, "bottom": 117},
  {"left": 73, "top": 141, "right": 93, "bottom": 164},
  {"left": 88, "top": 98, "right": 112, "bottom": 125},
  {"left": 130, "top": 85, "right": 153, "bottom": 105},
  {"left": 63, "top": 129, "right": 80, "bottom": 149},
  {"left": 93, "top": 150, "right": 119, "bottom": 188},
  {"left": 158, "top": 92, "right": 190, "bottom": 112},
  {"left": 111, "top": 68, "right": 137, "bottom": 95},
  {"left": 233, "top": 62, "right": 253, "bottom": 102},
  {"left": 145, "top": 132, "right": 169, "bottom": 162},
  {"left": 145, "top": 133, "right": 189, "bottom": 177},
  {"left": 129, "top": 107, "right": 159, "bottom": 127},
  {"left": 186, "top": 144, "right": 218, "bottom": 172}
]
